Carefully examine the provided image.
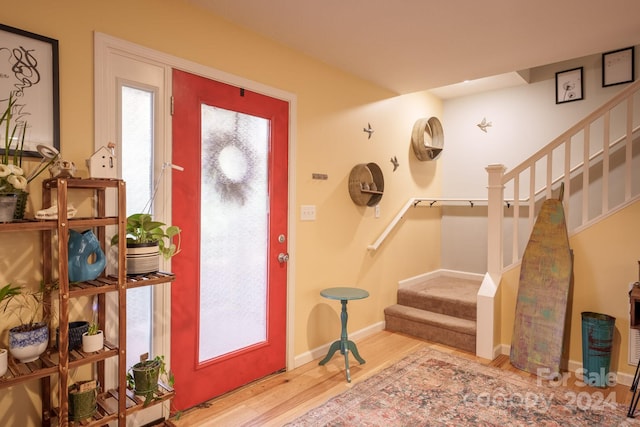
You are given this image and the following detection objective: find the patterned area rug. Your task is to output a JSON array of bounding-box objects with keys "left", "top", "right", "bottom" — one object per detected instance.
[{"left": 287, "top": 347, "right": 638, "bottom": 426}]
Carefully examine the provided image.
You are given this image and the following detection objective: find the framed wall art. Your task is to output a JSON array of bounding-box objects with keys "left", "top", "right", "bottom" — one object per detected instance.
[
  {"left": 0, "top": 23, "right": 60, "bottom": 157},
  {"left": 555, "top": 67, "right": 583, "bottom": 104},
  {"left": 602, "top": 46, "right": 635, "bottom": 87}
]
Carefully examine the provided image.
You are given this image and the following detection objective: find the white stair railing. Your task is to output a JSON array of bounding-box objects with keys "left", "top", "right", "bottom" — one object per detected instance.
[
  {"left": 478, "top": 79, "right": 640, "bottom": 359},
  {"left": 487, "top": 78, "right": 640, "bottom": 274}
]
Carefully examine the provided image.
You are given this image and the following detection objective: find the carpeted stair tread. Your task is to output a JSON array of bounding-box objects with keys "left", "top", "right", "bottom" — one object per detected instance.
[
  {"left": 385, "top": 274, "right": 480, "bottom": 353},
  {"left": 397, "top": 276, "right": 480, "bottom": 321}
]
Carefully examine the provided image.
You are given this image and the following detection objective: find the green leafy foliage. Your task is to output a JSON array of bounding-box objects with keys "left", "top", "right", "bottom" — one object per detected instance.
[
  {"left": 127, "top": 354, "right": 175, "bottom": 406},
  {"left": 111, "top": 213, "right": 181, "bottom": 259},
  {"left": 86, "top": 322, "right": 100, "bottom": 336},
  {"left": 1, "top": 282, "right": 53, "bottom": 331},
  {"left": 0, "top": 283, "right": 21, "bottom": 304}
]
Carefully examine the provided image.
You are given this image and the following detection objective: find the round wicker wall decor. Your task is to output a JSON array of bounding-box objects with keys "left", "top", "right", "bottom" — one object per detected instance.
[
  {"left": 411, "top": 117, "right": 444, "bottom": 161},
  {"left": 348, "top": 162, "right": 384, "bottom": 206}
]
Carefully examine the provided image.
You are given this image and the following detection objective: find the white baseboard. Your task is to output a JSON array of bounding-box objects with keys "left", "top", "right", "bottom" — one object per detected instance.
[
  {"left": 293, "top": 321, "right": 386, "bottom": 368},
  {"left": 495, "top": 343, "right": 509, "bottom": 360}
]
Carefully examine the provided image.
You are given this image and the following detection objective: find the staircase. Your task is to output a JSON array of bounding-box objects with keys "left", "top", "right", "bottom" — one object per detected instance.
[
  {"left": 384, "top": 274, "right": 481, "bottom": 353},
  {"left": 379, "top": 80, "right": 640, "bottom": 359}
]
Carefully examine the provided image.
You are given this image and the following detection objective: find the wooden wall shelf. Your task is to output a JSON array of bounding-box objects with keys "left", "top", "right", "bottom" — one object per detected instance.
[
  {"left": 53, "top": 381, "right": 175, "bottom": 427},
  {"left": 348, "top": 162, "right": 384, "bottom": 207},
  {"left": 0, "top": 178, "right": 176, "bottom": 425}
]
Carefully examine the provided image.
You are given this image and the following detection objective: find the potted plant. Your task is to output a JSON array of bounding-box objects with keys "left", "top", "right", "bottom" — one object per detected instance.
[
  {"left": 0, "top": 93, "right": 59, "bottom": 221},
  {"left": 1, "top": 282, "right": 52, "bottom": 363},
  {"left": 0, "top": 283, "right": 21, "bottom": 376},
  {"left": 68, "top": 379, "right": 98, "bottom": 421},
  {"left": 81, "top": 322, "right": 104, "bottom": 353},
  {"left": 111, "top": 213, "right": 181, "bottom": 275},
  {"left": 127, "top": 354, "right": 174, "bottom": 406},
  {"left": 56, "top": 320, "right": 89, "bottom": 352}
]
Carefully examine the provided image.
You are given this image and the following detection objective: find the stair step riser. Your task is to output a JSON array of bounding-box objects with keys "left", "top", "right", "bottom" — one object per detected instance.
[
  {"left": 386, "top": 275, "right": 481, "bottom": 353},
  {"left": 397, "top": 290, "right": 476, "bottom": 321},
  {"left": 385, "top": 313, "right": 476, "bottom": 353}
]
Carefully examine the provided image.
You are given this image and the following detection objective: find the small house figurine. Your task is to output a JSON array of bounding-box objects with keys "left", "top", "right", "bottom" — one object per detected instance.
[{"left": 88, "top": 143, "right": 117, "bottom": 179}]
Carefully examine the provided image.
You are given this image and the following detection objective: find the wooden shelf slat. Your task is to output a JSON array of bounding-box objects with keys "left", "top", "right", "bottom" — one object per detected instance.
[
  {"left": 43, "top": 177, "right": 122, "bottom": 190},
  {"left": 0, "top": 342, "right": 119, "bottom": 388},
  {"left": 54, "top": 385, "right": 175, "bottom": 427},
  {"left": 125, "top": 272, "right": 176, "bottom": 289}
]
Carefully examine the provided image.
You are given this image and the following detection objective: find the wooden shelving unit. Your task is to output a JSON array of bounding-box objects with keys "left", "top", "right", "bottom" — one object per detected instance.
[{"left": 0, "top": 178, "right": 175, "bottom": 426}]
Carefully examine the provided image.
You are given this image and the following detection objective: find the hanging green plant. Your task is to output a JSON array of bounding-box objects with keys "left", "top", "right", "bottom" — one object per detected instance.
[{"left": 111, "top": 213, "right": 181, "bottom": 260}]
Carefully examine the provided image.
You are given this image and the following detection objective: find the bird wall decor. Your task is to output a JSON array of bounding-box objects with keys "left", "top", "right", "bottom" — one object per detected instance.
[
  {"left": 390, "top": 156, "right": 399, "bottom": 171},
  {"left": 477, "top": 117, "right": 492, "bottom": 132},
  {"left": 363, "top": 123, "right": 374, "bottom": 139}
]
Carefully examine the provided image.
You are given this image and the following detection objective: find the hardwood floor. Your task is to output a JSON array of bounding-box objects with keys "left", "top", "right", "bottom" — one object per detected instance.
[{"left": 167, "top": 331, "right": 634, "bottom": 426}]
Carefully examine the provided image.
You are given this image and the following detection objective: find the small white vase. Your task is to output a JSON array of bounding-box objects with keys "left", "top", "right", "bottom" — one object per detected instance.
[
  {"left": 0, "top": 193, "right": 18, "bottom": 223},
  {"left": 82, "top": 330, "right": 104, "bottom": 353},
  {"left": 0, "top": 348, "right": 8, "bottom": 377}
]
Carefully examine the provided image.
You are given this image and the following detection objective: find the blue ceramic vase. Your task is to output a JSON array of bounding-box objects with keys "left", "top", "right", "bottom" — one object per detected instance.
[{"left": 68, "top": 230, "right": 106, "bottom": 282}]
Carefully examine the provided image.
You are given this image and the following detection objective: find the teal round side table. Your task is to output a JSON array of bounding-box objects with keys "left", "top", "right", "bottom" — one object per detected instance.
[{"left": 318, "top": 286, "right": 369, "bottom": 382}]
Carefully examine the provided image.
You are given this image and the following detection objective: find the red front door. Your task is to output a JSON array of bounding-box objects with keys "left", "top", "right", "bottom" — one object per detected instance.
[{"left": 171, "top": 69, "right": 289, "bottom": 410}]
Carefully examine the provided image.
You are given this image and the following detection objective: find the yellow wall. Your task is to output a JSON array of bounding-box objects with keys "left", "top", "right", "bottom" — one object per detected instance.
[
  {"left": 1, "top": 1, "right": 442, "bottom": 423},
  {"left": 500, "top": 200, "right": 640, "bottom": 376}
]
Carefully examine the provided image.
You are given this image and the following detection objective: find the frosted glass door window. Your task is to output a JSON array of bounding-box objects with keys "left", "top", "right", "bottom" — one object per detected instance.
[
  {"left": 121, "top": 85, "right": 154, "bottom": 370},
  {"left": 199, "top": 105, "right": 268, "bottom": 362}
]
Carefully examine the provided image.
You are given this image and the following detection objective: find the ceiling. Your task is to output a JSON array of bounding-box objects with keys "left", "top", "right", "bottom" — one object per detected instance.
[{"left": 188, "top": 0, "right": 640, "bottom": 98}]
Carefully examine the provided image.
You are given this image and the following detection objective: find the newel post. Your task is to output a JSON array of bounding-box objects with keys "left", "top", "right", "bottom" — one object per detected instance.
[
  {"left": 486, "top": 164, "right": 506, "bottom": 277},
  {"left": 476, "top": 164, "right": 506, "bottom": 359}
]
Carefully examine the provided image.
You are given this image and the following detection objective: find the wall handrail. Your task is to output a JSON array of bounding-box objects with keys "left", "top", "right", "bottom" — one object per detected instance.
[{"left": 368, "top": 196, "right": 516, "bottom": 251}]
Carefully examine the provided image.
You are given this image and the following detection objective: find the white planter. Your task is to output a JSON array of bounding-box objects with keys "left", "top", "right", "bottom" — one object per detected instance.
[
  {"left": 9, "top": 322, "right": 49, "bottom": 363},
  {"left": 82, "top": 330, "right": 104, "bottom": 353},
  {"left": 126, "top": 242, "right": 160, "bottom": 275},
  {"left": 0, "top": 193, "right": 18, "bottom": 223},
  {"left": 0, "top": 348, "right": 8, "bottom": 377}
]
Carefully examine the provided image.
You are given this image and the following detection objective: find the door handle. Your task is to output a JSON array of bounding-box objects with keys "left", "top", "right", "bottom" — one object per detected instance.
[{"left": 278, "top": 253, "right": 289, "bottom": 263}]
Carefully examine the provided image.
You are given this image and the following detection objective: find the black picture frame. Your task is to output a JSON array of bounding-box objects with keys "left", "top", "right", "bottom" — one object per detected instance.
[
  {"left": 555, "top": 67, "right": 583, "bottom": 104},
  {"left": 602, "top": 46, "right": 635, "bottom": 87},
  {"left": 0, "top": 23, "right": 60, "bottom": 158}
]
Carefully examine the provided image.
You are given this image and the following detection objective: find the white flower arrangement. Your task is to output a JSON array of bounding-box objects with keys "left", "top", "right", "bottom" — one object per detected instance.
[
  {"left": 0, "top": 164, "right": 28, "bottom": 193},
  {"left": 1, "top": 93, "right": 57, "bottom": 194}
]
